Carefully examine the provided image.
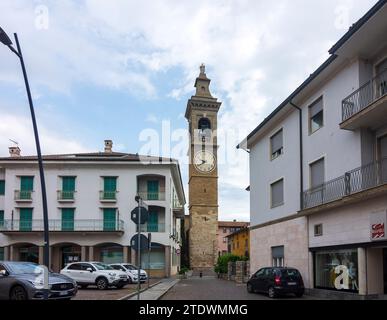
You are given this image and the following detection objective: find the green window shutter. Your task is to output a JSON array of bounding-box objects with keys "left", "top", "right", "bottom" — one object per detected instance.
[
  {"left": 148, "top": 210, "right": 158, "bottom": 232},
  {"left": 103, "top": 177, "right": 117, "bottom": 199},
  {"left": 0, "top": 210, "right": 4, "bottom": 228},
  {"left": 61, "top": 208, "right": 75, "bottom": 231},
  {"left": 147, "top": 181, "right": 159, "bottom": 200},
  {"left": 0, "top": 247, "right": 3, "bottom": 261},
  {"left": 103, "top": 208, "right": 116, "bottom": 231},
  {"left": 62, "top": 177, "right": 75, "bottom": 199},
  {"left": 20, "top": 208, "right": 33, "bottom": 231},
  {"left": 20, "top": 177, "right": 33, "bottom": 200},
  {"left": 0, "top": 180, "right": 5, "bottom": 195}
]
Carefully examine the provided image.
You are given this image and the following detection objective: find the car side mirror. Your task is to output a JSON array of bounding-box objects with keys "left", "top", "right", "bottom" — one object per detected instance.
[
  {"left": 86, "top": 268, "right": 93, "bottom": 273},
  {"left": 0, "top": 270, "right": 8, "bottom": 277}
]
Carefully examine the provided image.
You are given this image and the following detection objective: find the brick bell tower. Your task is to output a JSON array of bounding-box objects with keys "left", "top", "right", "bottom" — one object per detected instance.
[{"left": 185, "top": 64, "right": 221, "bottom": 273}]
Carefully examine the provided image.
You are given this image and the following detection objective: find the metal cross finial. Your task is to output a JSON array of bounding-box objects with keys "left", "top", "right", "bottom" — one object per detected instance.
[{"left": 200, "top": 63, "right": 205, "bottom": 74}]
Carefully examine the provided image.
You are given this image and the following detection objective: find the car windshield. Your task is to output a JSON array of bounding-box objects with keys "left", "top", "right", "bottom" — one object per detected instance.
[
  {"left": 93, "top": 263, "right": 114, "bottom": 270},
  {"left": 7, "top": 262, "right": 42, "bottom": 275},
  {"left": 124, "top": 265, "right": 136, "bottom": 270}
]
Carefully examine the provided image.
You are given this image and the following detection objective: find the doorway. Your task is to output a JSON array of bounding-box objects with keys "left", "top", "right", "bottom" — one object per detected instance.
[{"left": 61, "top": 246, "right": 81, "bottom": 269}]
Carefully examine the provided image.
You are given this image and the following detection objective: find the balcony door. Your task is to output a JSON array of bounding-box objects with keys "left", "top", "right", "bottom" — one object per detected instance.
[
  {"left": 62, "top": 208, "right": 75, "bottom": 231},
  {"left": 62, "top": 177, "right": 75, "bottom": 200},
  {"left": 147, "top": 181, "right": 159, "bottom": 200},
  {"left": 19, "top": 208, "right": 32, "bottom": 231},
  {"left": 148, "top": 210, "right": 159, "bottom": 232},
  {"left": 20, "top": 176, "right": 33, "bottom": 200},
  {"left": 378, "top": 134, "right": 387, "bottom": 183},
  {"left": 376, "top": 58, "right": 387, "bottom": 97},
  {"left": 103, "top": 208, "right": 116, "bottom": 231}
]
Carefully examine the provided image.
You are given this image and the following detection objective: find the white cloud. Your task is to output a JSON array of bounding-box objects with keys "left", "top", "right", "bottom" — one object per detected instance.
[{"left": 146, "top": 113, "right": 159, "bottom": 124}]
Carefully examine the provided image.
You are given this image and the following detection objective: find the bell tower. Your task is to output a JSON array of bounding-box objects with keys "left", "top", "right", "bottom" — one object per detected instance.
[{"left": 185, "top": 64, "right": 221, "bottom": 273}]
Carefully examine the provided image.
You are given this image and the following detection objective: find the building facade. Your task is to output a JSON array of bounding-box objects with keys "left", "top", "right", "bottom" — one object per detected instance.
[
  {"left": 185, "top": 65, "right": 221, "bottom": 273},
  {"left": 217, "top": 221, "right": 249, "bottom": 257},
  {"left": 227, "top": 227, "right": 250, "bottom": 258},
  {"left": 0, "top": 141, "right": 186, "bottom": 278},
  {"left": 240, "top": 0, "right": 387, "bottom": 296}
]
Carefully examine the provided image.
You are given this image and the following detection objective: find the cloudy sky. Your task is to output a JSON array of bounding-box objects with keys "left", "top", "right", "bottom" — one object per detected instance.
[{"left": 0, "top": 0, "right": 378, "bottom": 221}]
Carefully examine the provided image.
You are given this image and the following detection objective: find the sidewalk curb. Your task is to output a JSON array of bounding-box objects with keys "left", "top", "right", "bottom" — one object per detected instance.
[
  {"left": 118, "top": 280, "right": 163, "bottom": 300},
  {"left": 156, "top": 279, "right": 180, "bottom": 300}
]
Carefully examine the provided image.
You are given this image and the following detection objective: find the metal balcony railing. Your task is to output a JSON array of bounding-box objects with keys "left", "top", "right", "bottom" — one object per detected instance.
[
  {"left": 99, "top": 190, "right": 117, "bottom": 201},
  {"left": 57, "top": 190, "right": 75, "bottom": 201},
  {"left": 14, "top": 190, "right": 33, "bottom": 201},
  {"left": 136, "top": 223, "right": 166, "bottom": 233},
  {"left": 173, "top": 198, "right": 183, "bottom": 210},
  {"left": 302, "top": 157, "right": 387, "bottom": 210},
  {"left": 137, "top": 191, "right": 165, "bottom": 201},
  {"left": 0, "top": 219, "right": 125, "bottom": 232},
  {"left": 342, "top": 68, "right": 387, "bottom": 122}
]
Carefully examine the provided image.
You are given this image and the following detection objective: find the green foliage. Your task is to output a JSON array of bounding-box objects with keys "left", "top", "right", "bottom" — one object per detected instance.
[
  {"left": 179, "top": 266, "right": 190, "bottom": 275},
  {"left": 214, "top": 254, "right": 248, "bottom": 274}
]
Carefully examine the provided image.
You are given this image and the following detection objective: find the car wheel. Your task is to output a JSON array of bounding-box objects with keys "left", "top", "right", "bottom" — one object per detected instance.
[
  {"left": 10, "top": 286, "right": 28, "bottom": 300},
  {"left": 96, "top": 277, "right": 108, "bottom": 290},
  {"left": 247, "top": 283, "right": 254, "bottom": 293},
  {"left": 268, "top": 287, "right": 277, "bottom": 299}
]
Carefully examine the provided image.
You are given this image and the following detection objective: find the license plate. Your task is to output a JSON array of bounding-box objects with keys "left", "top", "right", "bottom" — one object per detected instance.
[
  {"left": 59, "top": 291, "right": 69, "bottom": 296},
  {"left": 288, "top": 282, "right": 297, "bottom": 286}
]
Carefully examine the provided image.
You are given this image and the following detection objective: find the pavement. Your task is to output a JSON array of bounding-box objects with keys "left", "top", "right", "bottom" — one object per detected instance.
[
  {"left": 161, "top": 277, "right": 322, "bottom": 300},
  {"left": 127, "top": 277, "right": 179, "bottom": 300},
  {"left": 72, "top": 279, "right": 159, "bottom": 300}
]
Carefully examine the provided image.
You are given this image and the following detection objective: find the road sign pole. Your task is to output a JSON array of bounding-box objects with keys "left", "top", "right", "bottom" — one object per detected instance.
[{"left": 137, "top": 198, "right": 141, "bottom": 300}]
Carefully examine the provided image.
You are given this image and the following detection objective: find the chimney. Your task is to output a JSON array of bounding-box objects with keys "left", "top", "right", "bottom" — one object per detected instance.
[
  {"left": 104, "top": 140, "right": 113, "bottom": 153},
  {"left": 9, "top": 146, "right": 21, "bottom": 157}
]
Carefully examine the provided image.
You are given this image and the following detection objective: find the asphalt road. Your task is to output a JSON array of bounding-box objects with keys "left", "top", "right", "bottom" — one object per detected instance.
[{"left": 161, "top": 277, "right": 317, "bottom": 300}]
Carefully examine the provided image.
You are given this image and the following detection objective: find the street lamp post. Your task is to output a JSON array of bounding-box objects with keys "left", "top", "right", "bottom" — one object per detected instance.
[{"left": 0, "top": 28, "right": 50, "bottom": 276}]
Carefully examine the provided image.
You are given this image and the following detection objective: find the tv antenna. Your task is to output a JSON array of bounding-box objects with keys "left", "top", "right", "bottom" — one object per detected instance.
[{"left": 9, "top": 139, "right": 19, "bottom": 146}]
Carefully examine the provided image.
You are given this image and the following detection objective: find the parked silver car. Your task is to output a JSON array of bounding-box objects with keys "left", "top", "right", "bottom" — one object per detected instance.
[{"left": 0, "top": 261, "right": 78, "bottom": 300}]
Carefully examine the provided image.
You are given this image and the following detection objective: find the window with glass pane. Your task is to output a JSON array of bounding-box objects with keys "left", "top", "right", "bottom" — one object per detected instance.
[
  {"left": 315, "top": 249, "right": 358, "bottom": 292},
  {"left": 19, "top": 208, "right": 33, "bottom": 231},
  {"left": 20, "top": 176, "right": 33, "bottom": 199},
  {"left": 0, "top": 210, "right": 4, "bottom": 228},
  {"left": 272, "top": 246, "right": 284, "bottom": 267},
  {"left": 62, "top": 177, "right": 75, "bottom": 199},
  {"left": 0, "top": 180, "right": 5, "bottom": 195},
  {"left": 103, "top": 177, "right": 117, "bottom": 200},
  {"left": 103, "top": 208, "right": 116, "bottom": 231},
  {"left": 309, "top": 97, "right": 324, "bottom": 134},
  {"left": 270, "top": 129, "right": 283, "bottom": 160},
  {"left": 61, "top": 208, "right": 75, "bottom": 231},
  {"left": 310, "top": 158, "right": 325, "bottom": 188},
  {"left": 271, "top": 179, "right": 284, "bottom": 208}
]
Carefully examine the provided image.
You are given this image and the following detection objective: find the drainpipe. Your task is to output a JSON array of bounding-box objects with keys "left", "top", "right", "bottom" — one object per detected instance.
[{"left": 290, "top": 102, "right": 304, "bottom": 211}]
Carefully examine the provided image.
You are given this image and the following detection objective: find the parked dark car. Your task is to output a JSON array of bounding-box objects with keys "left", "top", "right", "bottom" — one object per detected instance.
[
  {"left": 0, "top": 261, "right": 78, "bottom": 300},
  {"left": 247, "top": 267, "right": 304, "bottom": 298}
]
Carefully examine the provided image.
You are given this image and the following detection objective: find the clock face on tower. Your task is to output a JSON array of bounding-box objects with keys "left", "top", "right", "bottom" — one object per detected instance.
[{"left": 193, "top": 150, "right": 216, "bottom": 173}]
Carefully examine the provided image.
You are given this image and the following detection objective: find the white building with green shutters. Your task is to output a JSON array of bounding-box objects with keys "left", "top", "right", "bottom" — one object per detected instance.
[{"left": 0, "top": 140, "right": 186, "bottom": 278}]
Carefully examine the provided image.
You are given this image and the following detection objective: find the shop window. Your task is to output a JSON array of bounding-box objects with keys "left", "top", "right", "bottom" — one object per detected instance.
[
  {"left": 314, "top": 224, "right": 323, "bottom": 237},
  {"left": 314, "top": 249, "right": 358, "bottom": 292},
  {"left": 272, "top": 246, "right": 284, "bottom": 267}
]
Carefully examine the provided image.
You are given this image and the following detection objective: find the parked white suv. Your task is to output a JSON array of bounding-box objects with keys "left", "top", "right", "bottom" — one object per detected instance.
[
  {"left": 109, "top": 263, "right": 148, "bottom": 283},
  {"left": 60, "top": 262, "right": 129, "bottom": 290}
]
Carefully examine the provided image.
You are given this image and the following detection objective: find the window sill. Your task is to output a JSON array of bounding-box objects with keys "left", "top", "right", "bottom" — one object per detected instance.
[{"left": 271, "top": 203, "right": 284, "bottom": 209}]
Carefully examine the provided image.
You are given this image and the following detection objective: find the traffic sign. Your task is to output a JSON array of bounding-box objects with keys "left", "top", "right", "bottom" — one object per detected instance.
[
  {"left": 131, "top": 206, "right": 148, "bottom": 224},
  {"left": 131, "top": 234, "right": 149, "bottom": 251}
]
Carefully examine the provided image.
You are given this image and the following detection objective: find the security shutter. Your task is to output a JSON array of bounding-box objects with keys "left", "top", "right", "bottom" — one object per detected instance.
[
  {"left": 310, "top": 158, "right": 325, "bottom": 188},
  {"left": 271, "top": 130, "right": 283, "bottom": 154},
  {"left": 271, "top": 179, "right": 284, "bottom": 207},
  {"left": 309, "top": 97, "right": 323, "bottom": 118}
]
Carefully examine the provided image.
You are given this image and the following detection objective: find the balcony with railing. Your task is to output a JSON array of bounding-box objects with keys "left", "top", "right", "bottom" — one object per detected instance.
[
  {"left": 172, "top": 198, "right": 184, "bottom": 217},
  {"left": 99, "top": 190, "right": 117, "bottom": 202},
  {"left": 0, "top": 219, "right": 125, "bottom": 234},
  {"left": 341, "top": 68, "right": 387, "bottom": 130},
  {"left": 14, "top": 190, "right": 33, "bottom": 202},
  {"left": 136, "top": 223, "right": 166, "bottom": 233},
  {"left": 57, "top": 190, "right": 75, "bottom": 202},
  {"left": 302, "top": 157, "right": 387, "bottom": 211},
  {"left": 137, "top": 175, "right": 166, "bottom": 201}
]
